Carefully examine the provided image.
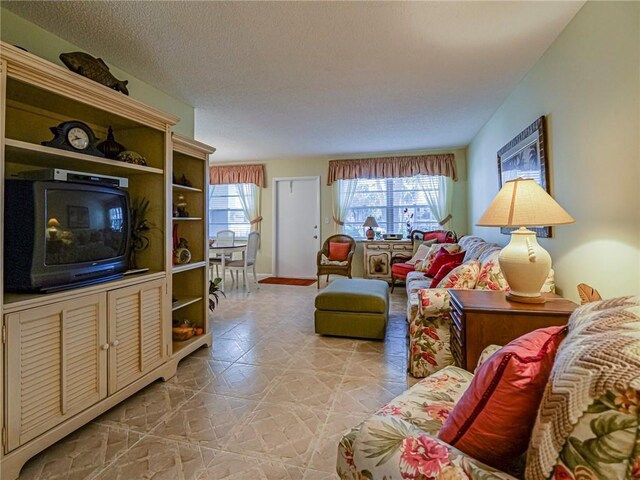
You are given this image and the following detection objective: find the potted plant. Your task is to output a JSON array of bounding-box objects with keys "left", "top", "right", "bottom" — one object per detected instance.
[
  {"left": 403, "top": 208, "right": 414, "bottom": 238},
  {"left": 209, "top": 277, "right": 226, "bottom": 312},
  {"left": 129, "top": 197, "right": 152, "bottom": 270}
]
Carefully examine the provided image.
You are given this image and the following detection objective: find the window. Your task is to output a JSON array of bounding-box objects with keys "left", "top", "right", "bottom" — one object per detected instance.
[
  {"left": 342, "top": 176, "right": 441, "bottom": 239},
  {"left": 208, "top": 184, "right": 251, "bottom": 238},
  {"left": 108, "top": 207, "right": 123, "bottom": 231}
]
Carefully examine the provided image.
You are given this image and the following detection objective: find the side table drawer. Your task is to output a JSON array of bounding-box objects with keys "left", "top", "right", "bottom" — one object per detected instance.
[
  {"left": 366, "top": 244, "right": 390, "bottom": 251},
  {"left": 449, "top": 306, "right": 465, "bottom": 369},
  {"left": 450, "top": 337, "right": 464, "bottom": 369}
]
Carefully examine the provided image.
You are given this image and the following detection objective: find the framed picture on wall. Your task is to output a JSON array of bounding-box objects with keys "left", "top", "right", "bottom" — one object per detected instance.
[{"left": 497, "top": 115, "right": 551, "bottom": 237}]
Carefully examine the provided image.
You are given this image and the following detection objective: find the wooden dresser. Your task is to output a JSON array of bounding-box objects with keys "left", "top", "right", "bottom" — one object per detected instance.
[
  {"left": 448, "top": 289, "right": 577, "bottom": 371},
  {"left": 363, "top": 240, "right": 412, "bottom": 282}
]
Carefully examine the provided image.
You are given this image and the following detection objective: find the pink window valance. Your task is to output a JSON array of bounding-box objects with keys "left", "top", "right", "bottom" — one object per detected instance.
[
  {"left": 209, "top": 164, "right": 265, "bottom": 187},
  {"left": 326, "top": 154, "right": 457, "bottom": 185}
]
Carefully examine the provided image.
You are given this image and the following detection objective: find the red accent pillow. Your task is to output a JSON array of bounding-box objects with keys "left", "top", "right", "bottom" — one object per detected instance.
[
  {"left": 423, "top": 231, "right": 447, "bottom": 243},
  {"left": 328, "top": 242, "right": 350, "bottom": 261},
  {"left": 426, "top": 249, "right": 465, "bottom": 277},
  {"left": 429, "top": 260, "right": 462, "bottom": 288},
  {"left": 437, "top": 326, "right": 567, "bottom": 470}
]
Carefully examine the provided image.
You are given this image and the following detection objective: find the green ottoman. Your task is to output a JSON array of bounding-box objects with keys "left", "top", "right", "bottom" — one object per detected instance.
[{"left": 314, "top": 279, "right": 389, "bottom": 340}]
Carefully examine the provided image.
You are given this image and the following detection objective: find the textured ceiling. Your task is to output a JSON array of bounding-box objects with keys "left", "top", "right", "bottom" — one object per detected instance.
[{"left": 3, "top": 1, "right": 583, "bottom": 162}]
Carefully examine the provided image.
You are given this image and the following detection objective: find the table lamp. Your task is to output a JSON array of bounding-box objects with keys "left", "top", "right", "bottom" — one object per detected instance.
[
  {"left": 476, "top": 177, "right": 574, "bottom": 304},
  {"left": 363, "top": 216, "right": 379, "bottom": 240}
]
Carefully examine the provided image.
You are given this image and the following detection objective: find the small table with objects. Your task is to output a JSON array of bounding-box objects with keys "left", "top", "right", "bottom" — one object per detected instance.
[{"left": 448, "top": 289, "right": 578, "bottom": 371}]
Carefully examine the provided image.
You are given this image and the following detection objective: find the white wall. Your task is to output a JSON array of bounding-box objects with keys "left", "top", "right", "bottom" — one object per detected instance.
[{"left": 466, "top": 1, "right": 640, "bottom": 301}]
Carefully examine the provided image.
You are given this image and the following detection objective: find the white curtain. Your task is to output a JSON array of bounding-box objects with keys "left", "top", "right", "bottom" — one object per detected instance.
[
  {"left": 331, "top": 179, "right": 359, "bottom": 233},
  {"left": 417, "top": 175, "right": 453, "bottom": 229},
  {"left": 236, "top": 183, "right": 262, "bottom": 233}
]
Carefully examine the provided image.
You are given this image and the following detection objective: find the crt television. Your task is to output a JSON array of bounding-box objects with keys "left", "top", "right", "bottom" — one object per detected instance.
[{"left": 4, "top": 179, "right": 131, "bottom": 292}]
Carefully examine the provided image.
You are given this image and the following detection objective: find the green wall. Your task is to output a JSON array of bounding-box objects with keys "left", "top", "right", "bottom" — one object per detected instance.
[
  {"left": 466, "top": 1, "right": 640, "bottom": 301},
  {"left": 217, "top": 148, "right": 467, "bottom": 277},
  {"left": 0, "top": 7, "right": 195, "bottom": 136}
]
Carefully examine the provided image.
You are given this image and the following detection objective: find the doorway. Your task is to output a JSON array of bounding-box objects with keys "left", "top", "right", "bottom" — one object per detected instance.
[{"left": 273, "top": 176, "right": 321, "bottom": 278}]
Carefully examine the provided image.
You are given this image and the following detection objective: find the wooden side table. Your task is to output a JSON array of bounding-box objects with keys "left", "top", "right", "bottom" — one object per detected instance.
[{"left": 448, "top": 289, "right": 577, "bottom": 371}]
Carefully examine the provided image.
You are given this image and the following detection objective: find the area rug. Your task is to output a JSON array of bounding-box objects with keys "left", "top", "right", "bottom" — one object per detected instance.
[{"left": 258, "top": 277, "right": 316, "bottom": 286}]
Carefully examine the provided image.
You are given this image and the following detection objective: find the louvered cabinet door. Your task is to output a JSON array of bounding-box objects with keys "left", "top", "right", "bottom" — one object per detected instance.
[
  {"left": 107, "top": 279, "right": 167, "bottom": 395},
  {"left": 5, "top": 294, "right": 108, "bottom": 451}
]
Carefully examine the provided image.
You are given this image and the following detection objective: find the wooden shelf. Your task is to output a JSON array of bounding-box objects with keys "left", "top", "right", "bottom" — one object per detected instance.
[
  {"left": 171, "top": 296, "right": 203, "bottom": 312},
  {"left": 5, "top": 138, "right": 164, "bottom": 176},
  {"left": 172, "top": 217, "right": 203, "bottom": 221},
  {"left": 172, "top": 332, "right": 212, "bottom": 361},
  {"left": 2, "top": 271, "right": 166, "bottom": 314},
  {"left": 172, "top": 183, "right": 203, "bottom": 193},
  {"left": 172, "top": 261, "right": 207, "bottom": 274}
]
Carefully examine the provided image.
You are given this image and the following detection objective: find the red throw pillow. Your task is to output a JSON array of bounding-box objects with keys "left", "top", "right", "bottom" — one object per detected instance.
[
  {"left": 426, "top": 249, "right": 465, "bottom": 277},
  {"left": 437, "top": 326, "right": 567, "bottom": 470},
  {"left": 328, "top": 242, "right": 350, "bottom": 261},
  {"left": 429, "top": 260, "right": 461, "bottom": 288}
]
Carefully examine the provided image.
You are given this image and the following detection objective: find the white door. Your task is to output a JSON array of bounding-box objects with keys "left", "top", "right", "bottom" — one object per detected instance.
[{"left": 274, "top": 177, "right": 320, "bottom": 278}]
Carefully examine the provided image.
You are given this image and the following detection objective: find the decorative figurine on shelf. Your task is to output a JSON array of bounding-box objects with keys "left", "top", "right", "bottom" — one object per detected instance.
[
  {"left": 97, "top": 126, "right": 126, "bottom": 159},
  {"left": 117, "top": 150, "right": 147, "bottom": 166},
  {"left": 175, "top": 193, "right": 189, "bottom": 217},
  {"left": 173, "top": 237, "right": 191, "bottom": 265},
  {"left": 178, "top": 174, "right": 193, "bottom": 188},
  {"left": 60, "top": 52, "right": 129, "bottom": 95}
]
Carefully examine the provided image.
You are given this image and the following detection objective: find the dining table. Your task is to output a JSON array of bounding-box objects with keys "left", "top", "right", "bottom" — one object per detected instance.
[{"left": 209, "top": 242, "right": 247, "bottom": 291}]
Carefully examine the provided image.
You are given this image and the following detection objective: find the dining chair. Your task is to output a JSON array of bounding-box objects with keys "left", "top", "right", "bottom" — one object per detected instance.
[
  {"left": 209, "top": 229, "right": 235, "bottom": 278},
  {"left": 226, "top": 231, "right": 260, "bottom": 292}
]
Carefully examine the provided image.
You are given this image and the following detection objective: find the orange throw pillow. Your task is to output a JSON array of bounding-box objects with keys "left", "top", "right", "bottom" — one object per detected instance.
[
  {"left": 328, "top": 242, "right": 350, "bottom": 261},
  {"left": 437, "top": 326, "right": 567, "bottom": 470}
]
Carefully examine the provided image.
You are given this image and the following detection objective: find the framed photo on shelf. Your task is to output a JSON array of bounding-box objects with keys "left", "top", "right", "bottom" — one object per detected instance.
[
  {"left": 67, "top": 205, "right": 90, "bottom": 229},
  {"left": 496, "top": 116, "right": 551, "bottom": 238}
]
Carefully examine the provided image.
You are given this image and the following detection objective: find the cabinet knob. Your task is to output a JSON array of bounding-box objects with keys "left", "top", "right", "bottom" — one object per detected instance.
[
  {"left": 101, "top": 343, "right": 110, "bottom": 351},
  {"left": 111, "top": 339, "right": 120, "bottom": 347}
]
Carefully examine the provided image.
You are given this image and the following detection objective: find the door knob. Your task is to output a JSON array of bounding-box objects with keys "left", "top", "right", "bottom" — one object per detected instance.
[
  {"left": 111, "top": 339, "right": 120, "bottom": 347},
  {"left": 101, "top": 343, "right": 109, "bottom": 351}
]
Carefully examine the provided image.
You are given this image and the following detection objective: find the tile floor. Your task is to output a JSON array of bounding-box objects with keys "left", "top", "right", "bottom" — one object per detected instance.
[{"left": 18, "top": 282, "right": 411, "bottom": 480}]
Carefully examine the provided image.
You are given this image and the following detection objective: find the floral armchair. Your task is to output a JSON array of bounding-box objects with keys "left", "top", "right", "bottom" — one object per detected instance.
[{"left": 338, "top": 297, "right": 640, "bottom": 480}]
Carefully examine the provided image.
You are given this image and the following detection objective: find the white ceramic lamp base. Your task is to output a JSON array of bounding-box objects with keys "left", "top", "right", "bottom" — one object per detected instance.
[{"left": 498, "top": 227, "right": 551, "bottom": 304}]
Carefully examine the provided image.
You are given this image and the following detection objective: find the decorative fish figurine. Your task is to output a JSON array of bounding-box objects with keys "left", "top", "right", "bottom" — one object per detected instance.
[{"left": 60, "top": 52, "right": 129, "bottom": 95}]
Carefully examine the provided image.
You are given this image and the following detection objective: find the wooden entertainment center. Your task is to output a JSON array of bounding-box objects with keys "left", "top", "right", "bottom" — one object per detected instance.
[{"left": 0, "top": 43, "right": 215, "bottom": 478}]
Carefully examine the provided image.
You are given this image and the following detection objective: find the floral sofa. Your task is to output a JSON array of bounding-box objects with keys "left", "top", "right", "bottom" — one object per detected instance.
[
  {"left": 406, "top": 235, "right": 555, "bottom": 377},
  {"left": 338, "top": 296, "right": 640, "bottom": 480}
]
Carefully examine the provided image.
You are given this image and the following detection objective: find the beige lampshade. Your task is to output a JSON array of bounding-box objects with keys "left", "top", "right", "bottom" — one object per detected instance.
[
  {"left": 476, "top": 178, "right": 575, "bottom": 227},
  {"left": 363, "top": 216, "right": 379, "bottom": 228}
]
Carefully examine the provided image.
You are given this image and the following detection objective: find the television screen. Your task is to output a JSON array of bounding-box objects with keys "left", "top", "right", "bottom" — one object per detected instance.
[{"left": 45, "top": 188, "right": 128, "bottom": 265}]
